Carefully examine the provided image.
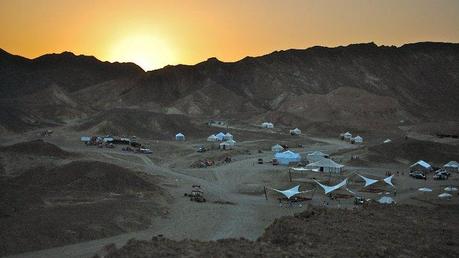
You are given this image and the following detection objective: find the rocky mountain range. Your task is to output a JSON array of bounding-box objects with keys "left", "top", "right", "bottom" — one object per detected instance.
[{"left": 1, "top": 42, "right": 458, "bottom": 135}]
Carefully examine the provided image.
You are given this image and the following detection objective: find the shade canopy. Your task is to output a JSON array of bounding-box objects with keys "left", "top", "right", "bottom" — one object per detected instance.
[
  {"left": 271, "top": 185, "right": 309, "bottom": 199},
  {"left": 314, "top": 179, "right": 348, "bottom": 194},
  {"left": 438, "top": 193, "right": 453, "bottom": 198},
  {"left": 383, "top": 175, "right": 394, "bottom": 187},
  {"left": 418, "top": 187, "right": 433, "bottom": 192},
  {"left": 444, "top": 186, "right": 458, "bottom": 192},
  {"left": 358, "top": 174, "right": 378, "bottom": 187}
]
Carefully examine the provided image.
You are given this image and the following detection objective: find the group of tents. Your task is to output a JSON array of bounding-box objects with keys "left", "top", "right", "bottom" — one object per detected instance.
[
  {"left": 410, "top": 160, "right": 459, "bottom": 173},
  {"left": 272, "top": 147, "right": 345, "bottom": 173},
  {"left": 207, "top": 132, "right": 236, "bottom": 150},
  {"left": 340, "top": 132, "right": 363, "bottom": 144}
]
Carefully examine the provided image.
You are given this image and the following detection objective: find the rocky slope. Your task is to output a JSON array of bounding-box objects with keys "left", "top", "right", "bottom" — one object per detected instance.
[{"left": 1, "top": 42, "right": 458, "bottom": 134}]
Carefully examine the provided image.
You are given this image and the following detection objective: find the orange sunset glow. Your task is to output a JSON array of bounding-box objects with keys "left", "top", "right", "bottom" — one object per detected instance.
[{"left": 1, "top": 0, "right": 459, "bottom": 71}]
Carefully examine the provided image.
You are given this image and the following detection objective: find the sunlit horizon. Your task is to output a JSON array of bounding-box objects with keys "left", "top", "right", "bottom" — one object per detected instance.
[{"left": 1, "top": 0, "right": 459, "bottom": 71}]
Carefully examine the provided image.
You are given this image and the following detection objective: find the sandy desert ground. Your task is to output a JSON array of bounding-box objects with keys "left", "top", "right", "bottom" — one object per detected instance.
[{"left": 1, "top": 121, "right": 458, "bottom": 258}]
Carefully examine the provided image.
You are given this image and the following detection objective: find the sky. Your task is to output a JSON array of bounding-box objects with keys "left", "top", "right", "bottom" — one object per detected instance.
[{"left": 1, "top": 0, "right": 458, "bottom": 71}]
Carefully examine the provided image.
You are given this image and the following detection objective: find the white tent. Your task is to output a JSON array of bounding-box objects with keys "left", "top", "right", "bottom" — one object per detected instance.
[
  {"left": 444, "top": 186, "right": 458, "bottom": 192},
  {"left": 314, "top": 179, "right": 348, "bottom": 194},
  {"left": 215, "top": 132, "right": 225, "bottom": 141},
  {"left": 383, "top": 175, "right": 394, "bottom": 187},
  {"left": 290, "top": 167, "right": 314, "bottom": 173},
  {"left": 80, "top": 136, "right": 91, "bottom": 142},
  {"left": 289, "top": 128, "right": 301, "bottom": 135},
  {"left": 383, "top": 139, "right": 392, "bottom": 144},
  {"left": 444, "top": 161, "right": 459, "bottom": 173},
  {"left": 223, "top": 133, "right": 233, "bottom": 141},
  {"left": 353, "top": 135, "right": 363, "bottom": 144},
  {"left": 418, "top": 187, "right": 433, "bottom": 192},
  {"left": 226, "top": 139, "right": 236, "bottom": 146},
  {"left": 305, "top": 158, "right": 344, "bottom": 173},
  {"left": 274, "top": 150, "right": 301, "bottom": 165},
  {"left": 378, "top": 196, "right": 395, "bottom": 204},
  {"left": 438, "top": 193, "right": 453, "bottom": 199},
  {"left": 271, "top": 144, "right": 284, "bottom": 153},
  {"left": 261, "top": 122, "right": 274, "bottom": 129},
  {"left": 358, "top": 174, "right": 378, "bottom": 187},
  {"left": 307, "top": 151, "right": 329, "bottom": 163},
  {"left": 207, "top": 134, "right": 218, "bottom": 142},
  {"left": 410, "top": 160, "right": 432, "bottom": 173},
  {"left": 271, "top": 185, "right": 311, "bottom": 199},
  {"left": 175, "top": 133, "right": 185, "bottom": 141},
  {"left": 343, "top": 132, "right": 352, "bottom": 140},
  {"left": 219, "top": 141, "right": 233, "bottom": 150}
]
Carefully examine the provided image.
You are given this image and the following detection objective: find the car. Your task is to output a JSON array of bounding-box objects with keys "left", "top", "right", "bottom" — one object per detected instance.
[
  {"left": 272, "top": 159, "right": 279, "bottom": 166},
  {"left": 197, "top": 147, "right": 207, "bottom": 153},
  {"left": 354, "top": 196, "right": 366, "bottom": 205},
  {"left": 139, "top": 148, "right": 152, "bottom": 154},
  {"left": 433, "top": 173, "right": 447, "bottom": 180},
  {"left": 410, "top": 173, "right": 426, "bottom": 180},
  {"left": 257, "top": 158, "right": 263, "bottom": 164}
]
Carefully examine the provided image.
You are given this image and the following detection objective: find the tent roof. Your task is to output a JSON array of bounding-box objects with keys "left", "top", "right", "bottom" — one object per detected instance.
[
  {"left": 344, "top": 132, "right": 352, "bottom": 136},
  {"left": 208, "top": 134, "right": 218, "bottom": 138},
  {"left": 354, "top": 135, "right": 363, "bottom": 140},
  {"left": 418, "top": 187, "right": 433, "bottom": 192},
  {"left": 216, "top": 132, "right": 225, "bottom": 136},
  {"left": 444, "top": 161, "right": 459, "bottom": 168},
  {"left": 272, "top": 144, "right": 283, "bottom": 148},
  {"left": 176, "top": 133, "right": 184, "bottom": 137},
  {"left": 438, "top": 192, "right": 452, "bottom": 198},
  {"left": 225, "top": 132, "right": 233, "bottom": 136},
  {"left": 410, "top": 160, "right": 431, "bottom": 168},
  {"left": 358, "top": 174, "right": 378, "bottom": 187},
  {"left": 378, "top": 196, "right": 395, "bottom": 204},
  {"left": 226, "top": 139, "right": 236, "bottom": 144},
  {"left": 314, "top": 179, "right": 347, "bottom": 194},
  {"left": 275, "top": 150, "right": 300, "bottom": 158},
  {"left": 271, "top": 185, "right": 310, "bottom": 199},
  {"left": 306, "top": 158, "right": 344, "bottom": 168},
  {"left": 383, "top": 175, "right": 394, "bottom": 187},
  {"left": 308, "top": 151, "right": 328, "bottom": 156}
]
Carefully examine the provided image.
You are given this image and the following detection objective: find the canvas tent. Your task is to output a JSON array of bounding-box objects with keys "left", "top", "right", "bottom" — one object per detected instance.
[
  {"left": 314, "top": 179, "right": 348, "bottom": 194},
  {"left": 343, "top": 132, "right": 352, "bottom": 140},
  {"left": 261, "top": 122, "right": 274, "bottom": 129},
  {"left": 215, "top": 132, "right": 225, "bottom": 141},
  {"left": 207, "top": 134, "right": 218, "bottom": 142},
  {"left": 290, "top": 128, "right": 301, "bottom": 135},
  {"left": 271, "top": 144, "right": 284, "bottom": 153},
  {"left": 226, "top": 139, "right": 236, "bottom": 146},
  {"left": 410, "top": 160, "right": 432, "bottom": 173},
  {"left": 353, "top": 135, "right": 363, "bottom": 144},
  {"left": 271, "top": 185, "right": 311, "bottom": 199},
  {"left": 438, "top": 193, "right": 452, "bottom": 199},
  {"left": 175, "top": 133, "right": 185, "bottom": 141},
  {"left": 378, "top": 196, "right": 395, "bottom": 204},
  {"left": 383, "top": 139, "right": 392, "bottom": 144},
  {"left": 219, "top": 141, "right": 233, "bottom": 150},
  {"left": 223, "top": 133, "right": 233, "bottom": 141},
  {"left": 443, "top": 161, "right": 459, "bottom": 173},
  {"left": 307, "top": 151, "right": 329, "bottom": 163},
  {"left": 306, "top": 158, "right": 344, "bottom": 173},
  {"left": 274, "top": 150, "right": 301, "bottom": 165}
]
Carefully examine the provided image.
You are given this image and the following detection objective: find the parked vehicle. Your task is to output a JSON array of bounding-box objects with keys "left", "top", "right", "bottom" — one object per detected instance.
[
  {"left": 197, "top": 147, "right": 207, "bottom": 153},
  {"left": 272, "top": 159, "right": 279, "bottom": 166},
  {"left": 354, "top": 196, "right": 366, "bottom": 205},
  {"left": 409, "top": 172, "right": 426, "bottom": 180},
  {"left": 257, "top": 158, "right": 263, "bottom": 164}
]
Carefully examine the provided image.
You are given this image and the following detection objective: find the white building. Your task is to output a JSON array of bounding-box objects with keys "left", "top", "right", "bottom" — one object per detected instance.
[{"left": 353, "top": 135, "right": 363, "bottom": 144}]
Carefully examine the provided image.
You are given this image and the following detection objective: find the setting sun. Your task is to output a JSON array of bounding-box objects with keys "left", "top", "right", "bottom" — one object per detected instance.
[{"left": 106, "top": 33, "right": 176, "bottom": 71}]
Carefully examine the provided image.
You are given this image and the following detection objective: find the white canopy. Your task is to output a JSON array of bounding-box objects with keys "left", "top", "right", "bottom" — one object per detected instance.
[
  {"left": 444, "top": 186, "right": 458, "bottom": 192},
  {"left": 207, "top": 134, "right": 218, "bottom": 142},
  {"left": 226, "top": 139, "right": 236, "bottom": 146},
  {"left": 418, "top": 187, "right": 433, "bottom": 192},
  {"left": 215, "top": 132, "right": 225, "bottom": 141},
  {"left": 410, "top": 160, "right": 431, "bottom": 169},
  {"left": 358, "top": 174, "right": 378, "bottom": 187},
  {"left": 223, "top": 133, "right": 233, "bottom": 141},
  {"left": 383, "top": 139, "right": 392, "bottom": 143},
  {"left": 378, "top": 196, "right": 395, "bottom": 204},
  {"left": 444, "top": 161, "right": 459, "bottom": 168},
  {"left": 383, "top": 175, "right": 394, "bottom": 187},
  {"left": 290, "top": 167, "right": 313, "bottom": 172},
  {"left": 271, "top": 185, "right": 311, "bottom": 199},
  {"left": 343, "top": 132, "right": 352, "bottom": 138},
  {"left": 271, "top": 144, "right": 284, "bottom": 152},
  {"left": 314, "top": 179, "right": 348, "bottom": 194},
  {"left": 438, "top": 193, "right": 453, "bottom": 198}
]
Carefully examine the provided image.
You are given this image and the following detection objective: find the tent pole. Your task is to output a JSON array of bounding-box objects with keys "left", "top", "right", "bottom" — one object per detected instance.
[
  {"left": 288, "top": 168, "right": 292, "bottom": 182},
  {"left": 264, "top": 186, "right": 268, "bottom": 200}
]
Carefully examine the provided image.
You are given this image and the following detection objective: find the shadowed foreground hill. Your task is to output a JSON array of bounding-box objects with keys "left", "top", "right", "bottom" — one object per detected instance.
[{"left": 105, "top": 205, "right": 459, "bottom": 258}]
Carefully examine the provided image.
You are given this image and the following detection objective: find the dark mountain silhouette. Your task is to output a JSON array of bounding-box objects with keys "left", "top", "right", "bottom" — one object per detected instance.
[{"left": 0, "top": 42, "right": 458, "bottom": 134}]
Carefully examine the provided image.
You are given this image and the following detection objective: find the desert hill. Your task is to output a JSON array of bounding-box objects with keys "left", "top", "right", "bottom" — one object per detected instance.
[{"left": 1, "top": 42, "right": 458, "bottom": 134}]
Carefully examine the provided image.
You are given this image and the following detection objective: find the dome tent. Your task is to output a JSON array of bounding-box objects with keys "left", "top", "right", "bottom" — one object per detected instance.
[
  {"left": 175, "top": 133, "right": 185, "bottom": 141},
  {"left": 271, "top": 144, "right": 284, "bottom": 153},
  {"left": 215, "top": 132, "right": 225, "bottom": 141},
  {"left": 207, "top": 134, "right": 218, "bottom": 142}
]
